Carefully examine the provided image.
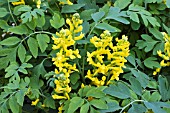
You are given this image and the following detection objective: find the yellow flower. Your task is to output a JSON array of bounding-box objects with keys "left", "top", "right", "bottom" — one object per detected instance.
[
  {"left": 160, "top": 60, "right": 167, "bottom": 67},
  {"left": 41, "top": 104, "right": 45, "bottom": 107},
  {"left": 65, "top": 49, "right": 76, "bottom": 59},
  {"left": 12, "top": 0, "right": 25, "bottom": 5},
  {"left": 64, "top": 92, "right": 70, "bottom": 100},
  {"left": 74, "top": 33, "right": 84, "bottom": 40},
  {"left": 157, "top": 50, "right": 162, "bottom": 57},
  {"left": 153, "top": 68, "right": 161, "bottom": 75},
  {"left": 31, "top": 99, "right": 39, "bottom": 106},
  {"left": 52, "top": 94, "right": 67, "bottom": 99},
  {"left": 59, "top": 0, "right": 73, "bottom": 5},
  {"left": 74, "top": 25, "right": 83, "bottom": 33},
  {"left": 36, "top": 0, "right": 41, "bottom": 8},
  {"left": 73, "top": 49, "right": 81, "bottom": 58},
  {"left": 81, "top": 83, "right": 85, "bottom": 88},
  {"left": 58, "top": 105, "right": 63, "bottom": 113}
]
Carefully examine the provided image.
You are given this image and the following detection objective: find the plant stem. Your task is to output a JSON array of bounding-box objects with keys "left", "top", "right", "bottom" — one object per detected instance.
[
  {"left": 20, "top": 31, "right": 54, "bottom": 45},
  {"left": 119, "top": 100, "right": 145, "bottom": 113},
  {"left": 7, "top": 0, "right": 17, "bottom": 25}
]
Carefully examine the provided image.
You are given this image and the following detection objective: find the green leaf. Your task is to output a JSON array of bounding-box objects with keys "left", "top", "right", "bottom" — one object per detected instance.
[
  {"left": 44, "top": 97, "right": 56, "bottom": 109},
  {"left": 126, "top": 55, "right": 136, "bottom": 67},
  {"left": 33, "top": 62, "right": 47, "bottom": 77},
  {"left": 26, "top": 20, "right": 36, "bottom": 30},
  {"left": 136, "top": 34, "right": 158, "bottom": 52},
  {"left": 27, "top": 37, "right": 38, "bottom": 58},
  {"left": 90, "top": 99, "right": 108, "bottom": 109},
  {"left": 0, "top": 103, "right": 9, "bottom": 113},
  {"left": 9, "top": 96, "right": 19, "bottom": 113},
  {"left": 141, "top": 14, "right": 148, "bottom": 26},
  {"left": 163, "top": 24, "right": 170, "bottom": 35},
  {"left": 144, "top": 57, "right": 160, "bottom": 69},
  {"left": 148, "top": 81, "right": 158, "bottom": 89},
  {"left": 114, "top": 0, "right": 131, "bottom": 9},
  {"left": 95, "top": 23, "right": 120, "bottom": 32},
  {"left": 153, "top": 42, "right": 164, "bottom": 55},
  {"left": 68, "top": 97, "right": 84, "bottom": 113},
  {"left": 129, "top": 77, "right": 142, "bottom": 96},
  {"left": 8, "top": 25, "right": 28, "bottom": 35},
  {"left": 18, "top": 5, "right": 32, "bottom": 12},
  {"left": 15, "top": 90, "right": 25, "bottom": 106},
  {"left": 147, "top": 17, "right": 160, "bottom": 27},
  {"left": 80, "top": 103, "right": 89, "bottom": 113},
  {"left": 106, "top": 7, "right": 130, "bottom": 24},
  {"left": 0, "top": 20, "right": 11, "bottom": 31},
  {"left": 131, "top": 21, "right": 140, "bottom": 30},
  {"left": 91, "top": 11, "right": 105, "bottom": 22},
  {"left": 129, "top": 12, "right": 139, "bottom": 23},
  {"left": 104, "top": 82, "right": 131, "bottom": 99},
  {"left": 70, "top": 72, "right": 80, "bottom": 84},
  {"left": 36, "top": 34, "right": 50, "bottom": 53},
  {"left": 144, "top": 102, "right": 167, "bottom": 113},
  {"left": 21, "top": 12, "right": 32, "bottom": 23},
  {"left": 0, "top": 37, "right": 20, "bottom": 46},
  {"left": 128, "top": 103, "right": 146, "bottom": 113},
  {"left": 61, "top": 4, "right": 85, "bottom": 13},
  {"left": 80, "top": 9, "right": 96, "bottom": 21},
  {"left": 13, "top": 5, "right": 23, "bottom": 15},
  {"left": 166, "top": 0, "right": 170, "bottom": 8},
  {"left": 18, "top": 67, "right": 28, "bottom": 74},
  {"left": 149, "top": 28, "right": 164, "bottom": 41},
  {"left": 18, "top": 44, "right": 26, "bottom": 63},
  {"left": 0, "top": 8, "right": 9, "bottom": 17},
  {"left": 158, "top": 76, "right": 170, "bottom": 101},
  {"left": 50, "top": 13, "right": 65, "bottom": 29},
  {"left": 36, "top": 16, "right": 45, "bottom": 27},
  {"left": 149, "top": 92, "right": 161, "bottom": 102},
  {"left": 99, "top": 101, "right": 121, "bottom": 113},
  {"left": 86, "top": 88, "right": 105, "bottom": 98}
]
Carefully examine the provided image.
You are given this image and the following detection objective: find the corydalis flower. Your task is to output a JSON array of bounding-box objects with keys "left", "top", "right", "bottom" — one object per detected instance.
[
  {"left": 12, "top": 0, "right": 25, "bottom": 5},
  {"left": 31, "top": 99, "right": 39, "bottom": 106},
  {"left": 51, "top": 13, "right": 83, "bottom": 100},
  {"left": 86, "top": 31, "right": 130, "bottom": 86}
]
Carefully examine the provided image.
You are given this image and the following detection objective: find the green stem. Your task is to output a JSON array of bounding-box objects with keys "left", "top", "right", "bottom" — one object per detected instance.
[
  {"left": 120, "top": 100, "right": 145, "bottom": 113},
  {"left": 7, "top": 0, "right": 17, "bottom": 25},
  {"left": 73, "top": 44, "right": 86, "bottom": 83},
  {"left": 82, "top": 44, "right": 87, "bottom": 83},
  {"left": 19, "top": 31, "right": 54, "bottom": 45},
  {"left": 105, "top": 72, "right": 111, "bottom": 85}
]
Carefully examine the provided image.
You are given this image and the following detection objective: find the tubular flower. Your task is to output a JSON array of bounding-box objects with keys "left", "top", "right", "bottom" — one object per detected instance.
[
  {"left": 59, "top": 0, "right": 73, "bottom": 5},
  {"left": 86, "top": 31, "right": 130, "bottom": 86},
  {"left": 51, "top": 13, "right": 83, "bottom": 100},
  {"left": 31, "top": 99, "right": 39, "bottom": 106},
  {"left": 12, "top": 0, "right": 25, "bottom": 5},
  {"left": 154, "top": 32, "right": 170, "bottom": 75},
  {"left": 58, "top": 105, "right": 63, "bottom": 113}
]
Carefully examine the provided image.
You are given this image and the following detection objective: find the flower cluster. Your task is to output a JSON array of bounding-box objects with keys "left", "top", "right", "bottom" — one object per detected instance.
[
  {"left": 52, "top": 13, "right": 83, "bottom": 100},
  {"left": 153, "top": 32, "right": 170, "bottom": 75},
  {"left": 86, "top": 31, "right": 130, "bottom": 86}
]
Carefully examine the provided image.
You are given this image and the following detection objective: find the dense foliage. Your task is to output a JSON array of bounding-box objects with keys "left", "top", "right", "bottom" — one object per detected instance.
[{"left": 0, "top": 0, "right": 170, "bottom": 113}]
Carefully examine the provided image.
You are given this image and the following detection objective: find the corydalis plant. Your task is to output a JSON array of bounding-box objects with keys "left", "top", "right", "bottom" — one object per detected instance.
[
  {"left": 51, "top": 13, "right": 130, "bottom": 102},
  {"left": 51, "top": 13, "right": 84, "bottom": 100}
]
